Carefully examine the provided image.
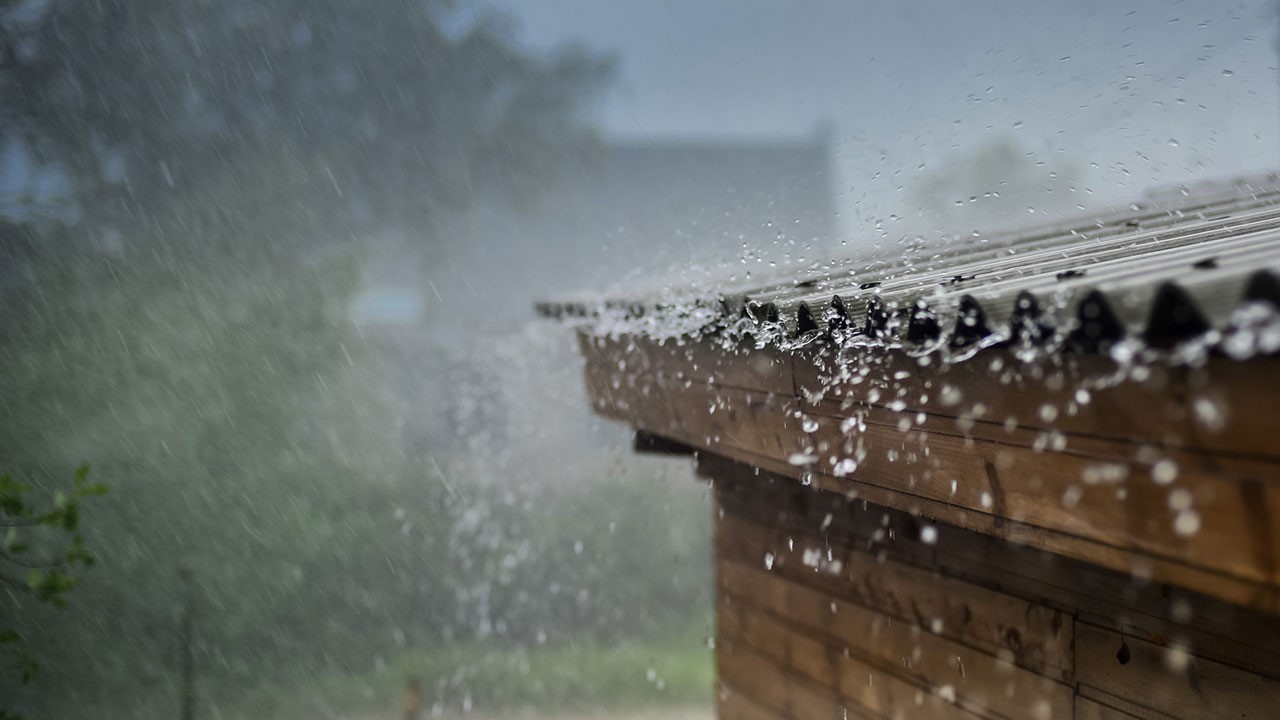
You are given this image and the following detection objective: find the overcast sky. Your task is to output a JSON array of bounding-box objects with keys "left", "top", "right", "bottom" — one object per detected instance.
[{"left": 484, "top": 0, "right": 1280, "bottom": 235}]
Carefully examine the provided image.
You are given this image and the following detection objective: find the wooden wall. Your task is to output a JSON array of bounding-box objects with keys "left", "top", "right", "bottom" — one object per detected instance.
[
  {"left": 578, "top": 331, "right": 1280, "bottom": 613},
  {"left": 709, "top": 456, "right": 1280, "bottom": 720}
]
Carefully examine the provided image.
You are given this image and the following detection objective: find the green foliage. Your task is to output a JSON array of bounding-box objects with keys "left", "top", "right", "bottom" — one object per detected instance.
[
  {"left": 0, "top": 3, "right": 701, "bottom": 719},
  {"left": 1, "top": 0, "right": 612, "bottom": 230},
  {"left": 1, "top": 466, "right": 106, "bottom": 695}
]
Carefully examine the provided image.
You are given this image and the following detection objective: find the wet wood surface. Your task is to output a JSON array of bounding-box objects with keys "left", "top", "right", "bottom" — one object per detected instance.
[
  {"left": 577, "top": 330, "right": 1280, "bottom": 612},
  {"left": 712, "top": 475, "right": 1280, "bottom": 720}
]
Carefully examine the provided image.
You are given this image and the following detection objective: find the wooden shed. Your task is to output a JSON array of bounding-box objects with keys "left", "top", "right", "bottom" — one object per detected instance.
[{"left": 540, "top": 178, "right": 1280, "bottom": 719}]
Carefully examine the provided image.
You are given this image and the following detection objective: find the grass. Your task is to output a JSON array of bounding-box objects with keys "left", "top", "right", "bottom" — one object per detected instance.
[{"left": 228, "top": 615, "right": 715, "bottom": 719}]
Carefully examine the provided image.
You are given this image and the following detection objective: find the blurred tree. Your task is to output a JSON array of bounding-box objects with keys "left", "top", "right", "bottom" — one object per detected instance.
[
  {"left": 0, "top": 1, "right": 613, "bottom": 717},
  {"left": 0, "top": 0, "right": 610, "bottom": 235},
  {"left": 1, "top": 466, "right": 106, "bottom": 719}
]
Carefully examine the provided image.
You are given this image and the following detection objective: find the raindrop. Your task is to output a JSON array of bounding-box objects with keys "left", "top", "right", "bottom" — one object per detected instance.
[
  {"left": 763, "top": 553, "right": 775, "bottom": 570},
  {"left": 1165, "top": 643, "right": 1192, "bottom": 672},
  {"left": 833, "top": 458, "right": 859, "bottom": 477},
  {"left": 1152, "top": 459, "right": 1179, "bottom": 485},
  {"left": 920, "top": 525, "right": 938, "bottom": 545},
  {"left": 1192, "top": 397, "right": 1226, "bottom": 432},
  {"left": 1174, "top": 510, "right": 1201, "bottom": 537},
  {"left": 788, "top": 452, "right": 819, "bottom": 466},
  {"left": 939, "top": 385, "right": 963, "bottom": 407},
  {"left": 1167, "top": 488, "right": 1193, "bottom": 511}
]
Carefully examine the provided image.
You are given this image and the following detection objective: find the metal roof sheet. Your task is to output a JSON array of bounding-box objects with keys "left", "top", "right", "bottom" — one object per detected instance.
[{"left": 537, "top": 175, "right": 1280, "bottom": 361}]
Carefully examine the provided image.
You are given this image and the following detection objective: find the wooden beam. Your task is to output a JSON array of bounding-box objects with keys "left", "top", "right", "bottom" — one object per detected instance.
[
  {"left": 576, "top": 330, "right": 1280, "bottom": 612},
  {"left": 632, "top": 429, "right": 696, "bottom": 456}
]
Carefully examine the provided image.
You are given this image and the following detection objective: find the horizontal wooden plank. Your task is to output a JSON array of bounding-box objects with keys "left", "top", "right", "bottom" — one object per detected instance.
[
  {"left": 794, "top": 344, "right": 1280, "bottom": 461},
  {"left": 1075, "top": 695, "right": 1163, "bottom": 720},
  {"left": 636, "top": 335, "right": 796, "bottom": 396},
  {"left": 581, "top": 362, "right": 674, "bottom": 430},
  {"left": 715, "top": 508, "right": 1075, "bottom": 681},
  {"left": 702, "top": 434, "right": 1280, "bottom": 613},
  {"left": 720, "top": 595, "right": 840, "bottom": 691},
  {"left": 720, "top": 623, "right": 976, "bottom": 720},
  {"left": 1075, "top": 623, "right": 1280, "bottom": 719},
  {"left": 803, "top": 411, "right": 1280, "bottom": 587},
  {"left": 865, "top": 402, "right": 1280, "bottom": 488},
  {"left": 1076, "top": 687, "right": 1179, "bottom": 720},
  {"left": 711, "top": 463, "right": 1280, "bottom": 682},
  {"left": 719, "top": 561, "right": 1074, "bottom": 720},
  {"left": 717, "top": 682, "right": 787, "bottom": 720},
  {"left": 718, "top": 643, "right": 791, "bottom": 715},
  {"left": 584, "top": 332, "right": 1280, "bottom": 609},
  {"left": 718, "top": 640, "right": 855, "bottom": 719},
  {"left": 668, "top": 383, "right": 812, "bottom": 462}
]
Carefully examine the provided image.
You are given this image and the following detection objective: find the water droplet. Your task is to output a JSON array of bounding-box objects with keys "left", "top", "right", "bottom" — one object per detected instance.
[
  {"left": 1168, "top": 138, "right": 1180, "bottom": 147},
  {"left": 920, "top": 525, "right": 938, "bottom": 544},
  {"left": 1174, "top": 510, "right": 1201, "bottom": 537},
  {"left": 1083, "top": 462, "right": 1128, "bottom": 485},
  {"left": 1152, "top": 459, "right": 1179, "bottom": 485},
  {"left": 763, "top": 552, "right": 775, "bottom": 570},
  {"left": 788, "top": 452, "right": 819, "bottom": 466},
  {"left": 1221, "top": 69, "right": 1235, "bottom": 77},
  {"left": 1192, "top": 396, "right": 1226, "bottom": 432},
  {"left": 803, "top": 547, "right": 822, "bottom": 569},
  {"left": 939, "top": 385, "right": 963, "bottom": 407},
  {"left": 1164, "top": 642, "right": 1192, "bottom": 672},
  {"left": 1038, "top": 404, "right": 1059, "bottom": 423}
]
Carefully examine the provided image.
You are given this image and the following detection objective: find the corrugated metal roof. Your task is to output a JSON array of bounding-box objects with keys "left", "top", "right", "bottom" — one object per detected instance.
[{"left": 537, "top": 175, "right": 1280, "bottom": 359}]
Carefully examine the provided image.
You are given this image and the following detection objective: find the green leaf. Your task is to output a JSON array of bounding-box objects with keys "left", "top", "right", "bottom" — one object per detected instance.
[{"left": 60, "top": 503, "right": 78, "bottom": 532}]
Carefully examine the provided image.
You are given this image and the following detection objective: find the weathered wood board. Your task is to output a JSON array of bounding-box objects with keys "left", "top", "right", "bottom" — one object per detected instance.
[
  {"left": 713, "top": 472, "right": 1280, "bottom": 720},
  {"left": 578, "top": 330, "right": 1280, "bottom": 612}
]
